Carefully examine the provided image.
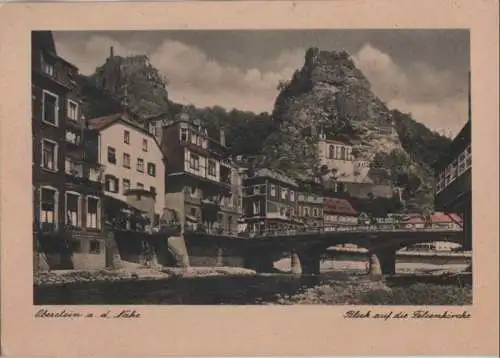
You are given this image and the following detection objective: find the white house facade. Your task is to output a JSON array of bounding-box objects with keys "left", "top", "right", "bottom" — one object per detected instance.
[{"left": 88, "top": 114, "right": 166, "bottom": 216}]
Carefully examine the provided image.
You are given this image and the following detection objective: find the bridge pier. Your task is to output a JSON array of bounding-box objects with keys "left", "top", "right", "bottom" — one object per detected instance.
[
  {"left": 369, "top": 249, "right": 396, "bottom": 279},
  {"left": 290, "top": 251, "right": 302, "bottom": 275},
  {"left": 215, "top": 247, "right": 224, "bottom": 267},
  {"left": 300, "top": 252, "right": 321, "bottom": 275}
]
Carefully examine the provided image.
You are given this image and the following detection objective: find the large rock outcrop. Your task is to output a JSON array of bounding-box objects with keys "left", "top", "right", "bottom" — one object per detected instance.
[{"left": 262, "top": 48, "right": 403, "bottom": 175}]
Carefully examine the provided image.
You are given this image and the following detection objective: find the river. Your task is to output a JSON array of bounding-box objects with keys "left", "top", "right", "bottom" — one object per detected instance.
[{"left": 34, "top": 260, "right": 471, "bottom": 305}]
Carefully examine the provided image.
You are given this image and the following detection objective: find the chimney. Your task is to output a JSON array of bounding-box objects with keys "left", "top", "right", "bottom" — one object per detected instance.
[
  {"left": 220, "top": 129, "right": 226, "bottom": 146},
  {"left": 110, "top": 46, "right": 114, "bottom": 59}
]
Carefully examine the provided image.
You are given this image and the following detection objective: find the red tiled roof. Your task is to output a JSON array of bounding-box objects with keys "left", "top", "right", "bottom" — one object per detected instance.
[{"left": 323, "top": 198, "right": 358, "bottom": 216}]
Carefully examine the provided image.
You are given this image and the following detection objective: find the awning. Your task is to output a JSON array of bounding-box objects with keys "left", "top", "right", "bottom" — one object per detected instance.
[
  {"left": 185, "top": 214, "right": 198, "bottom": 223},
  {"left": 104, "top": 195, "right": 148, "bottom": 214}
]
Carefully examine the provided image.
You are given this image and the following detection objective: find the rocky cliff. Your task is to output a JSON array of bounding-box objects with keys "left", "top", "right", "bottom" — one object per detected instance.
[
  {"left": 90, "top": 54, "right": 170, "bottom": 118},
  {"left": 260, "top": 47, "right": 450, "bottom": 211},
  {"left": 262, "top": 48, "right": 402, "bottom": 174}
]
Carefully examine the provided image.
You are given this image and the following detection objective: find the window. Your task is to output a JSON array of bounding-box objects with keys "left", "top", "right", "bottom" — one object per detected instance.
[
  {"left": 465, "top": 146, "right": 471, "bottom": 169},
  {"left": 281, "top": 188, "right": 287, "bottom": 200},
  {"left": 137, "top": 158, "right": 144, "bottom": 173},
  {"left": 137, "top": 182, "right": 144, "bottom": 189},
  {"left": 122, "top": 153, "right": 131, "bottom": 168},
  {"left": 124, "top": 130, "right": 130, "bottom": 144},
  {"left": 42, "top": 90, "right": 59, "bottom": 126},
  {"left": 290, "top": 190, "right": 295, "bottom": 202},
  {"left": 65, "top": 192, "right": 80, "bottom": 227},
  {"left": 123, "top": 179, "right": 130, "bottom": 193},
  {"left": 89, "top": 240, "right": 101, "bottom": 254},
  {"left": 104, "top": 175, "right": 119, "bottom": 193},
  {"left": 253, "top": 185, "right": 261, "bottom": 195},
  {"left": 40, "top": 187, "right": 57, "bottom": 231},
  {"left": 67, "top": 100, "right": 78, "bottom": 121},
  {"left": 329, "top": 145, "right": 335, "bottom": 159},
  {"left": 65, "top": 158, "right": 83, "bottom": 177},
  {"left": 270, "top": 184, "right": 276, "bottom": 196},
  {"left": 190, "top": 154, "right": 200, "bottom": 170},
  {"left": 142, "top": 138, "right": 148, "bottom": 152},
  {"left": 449, "top": 159, "right": 458, "bottom": 183},
  {"left": 208, "top": 160, "right": 216, "bottom": 177},
  {"left": 457, "top": 152, "right": 466, "bottom": 175},
  {"left": 147, "top": 162, "right": 156, "bottom": 177},
  {"left": 150, "top": 186, "right": 156, "bottom": 196},
  {"left": 107, "top": 146, "right": 116, "bottom": 164},
  {"left": 190, "top": 133, "right": 197, "bottom": 144},
  {"left": 154, "top": 126, "right": 161, "bottom": 139},
  {"left": 312, "top": 208, "right": 318, "bottom": 216},
  {"left": 180, "top": 128, "right": 188, "bottom": 142},
  {"left": 340, "top": 147, "right": 346, "bottom": 160},
  {"left": 202, "top": 138, "right": 208, "bottom": 149},
  {"left": 41, "top": 139, "right": 57, "bottom": 171},
  {"left": 253, "top": 201, "right": 260, "bottom": 215},
  {"left": 86, "top": 197, "right": 100, "bottom": 229},
  {"left": 304, "top": 207, "right": 310, "bottom": 217},
  {"left": 190, "top": 208, "right": 197, "bottom": 217},
  {"left": 41, "top": 55, "right": 55, "bottom": 76}
]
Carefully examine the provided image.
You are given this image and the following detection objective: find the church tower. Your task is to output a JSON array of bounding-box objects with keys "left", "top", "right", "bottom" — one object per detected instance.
[{"left": 100, "top": 46, "right": 121, "bottom": 94}]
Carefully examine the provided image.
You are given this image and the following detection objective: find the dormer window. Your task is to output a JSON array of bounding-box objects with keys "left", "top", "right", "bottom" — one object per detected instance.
[{"left": 41, "top": 53, "right": 55, "bottom": 76}]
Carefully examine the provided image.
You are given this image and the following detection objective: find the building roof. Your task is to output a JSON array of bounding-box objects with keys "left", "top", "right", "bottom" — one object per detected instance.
[
  {"left": 323, "top": 197, "right": 358, "bottom": 216},
  {"left": 32, "top": 31, "right": 57, "bottom": 55},
  {"left": 87, "top": 112, "right": 165, "bottom": 157},
  {"left": 324, "top": 139, "right": 350, "bottom": 145},
  {"left": 88, "top": 112, "right": 150, "bottom": 137}
]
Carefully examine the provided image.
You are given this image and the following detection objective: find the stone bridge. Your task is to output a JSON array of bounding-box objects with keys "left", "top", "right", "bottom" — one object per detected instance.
[{"left": 182, "top": 226, "right": 465, "bottom": 278}]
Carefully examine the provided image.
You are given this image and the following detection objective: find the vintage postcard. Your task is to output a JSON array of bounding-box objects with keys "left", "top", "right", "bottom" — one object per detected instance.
[{"left": 0, "top": 0, "right": 498, "bottom": 356}]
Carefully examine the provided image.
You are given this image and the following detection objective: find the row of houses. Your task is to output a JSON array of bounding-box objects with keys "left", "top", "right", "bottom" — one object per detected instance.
[
  {"left": 32, "top": 32, "right": 466, "bottom": 270},
  {"left": 31, "top": 31, "right": 369, "bottom": 270}
]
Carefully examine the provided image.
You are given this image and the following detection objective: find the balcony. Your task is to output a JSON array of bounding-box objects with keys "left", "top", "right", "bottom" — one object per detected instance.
[{"left": 65, "top": 131, "right": 82, "bottom": 148}]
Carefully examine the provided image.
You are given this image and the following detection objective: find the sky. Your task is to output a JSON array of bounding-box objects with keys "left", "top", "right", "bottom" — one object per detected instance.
[{"left": 54, "top": 30, "right": 470, "bottom": 137}]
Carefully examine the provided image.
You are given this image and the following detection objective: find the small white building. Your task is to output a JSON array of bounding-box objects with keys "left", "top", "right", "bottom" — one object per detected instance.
[
  {"left": 88, "top": 112, "right": 166, "bottom": 217},
  {"left": 316, "top": 132, "right": 370, "bottom": 183}
]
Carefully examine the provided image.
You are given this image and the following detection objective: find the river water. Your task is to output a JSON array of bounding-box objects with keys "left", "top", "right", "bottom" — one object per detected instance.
[{"left": 34, "top": 261, "right": 470, "bottom": 305}]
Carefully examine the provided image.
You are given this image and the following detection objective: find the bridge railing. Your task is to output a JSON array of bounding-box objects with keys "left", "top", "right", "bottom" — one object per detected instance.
[{"left": 235, "top": 223, "right": 463, "bottom": 238}]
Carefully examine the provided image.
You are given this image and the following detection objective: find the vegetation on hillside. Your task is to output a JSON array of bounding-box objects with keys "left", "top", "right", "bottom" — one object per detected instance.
[
  {"left": 82, "top": 51, "right": 453, "bottom": 213},
  {"left": 392, "top": 109, "right": 452, "bottom": 168}
]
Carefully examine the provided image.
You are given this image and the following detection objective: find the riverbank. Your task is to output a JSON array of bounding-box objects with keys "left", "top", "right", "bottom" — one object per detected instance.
[
  {"left": 272, "top": 277, "right": 472, "bottom": 305},
  {"left": 34, "top": 264, "right": 257, "bottom": 287}
]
